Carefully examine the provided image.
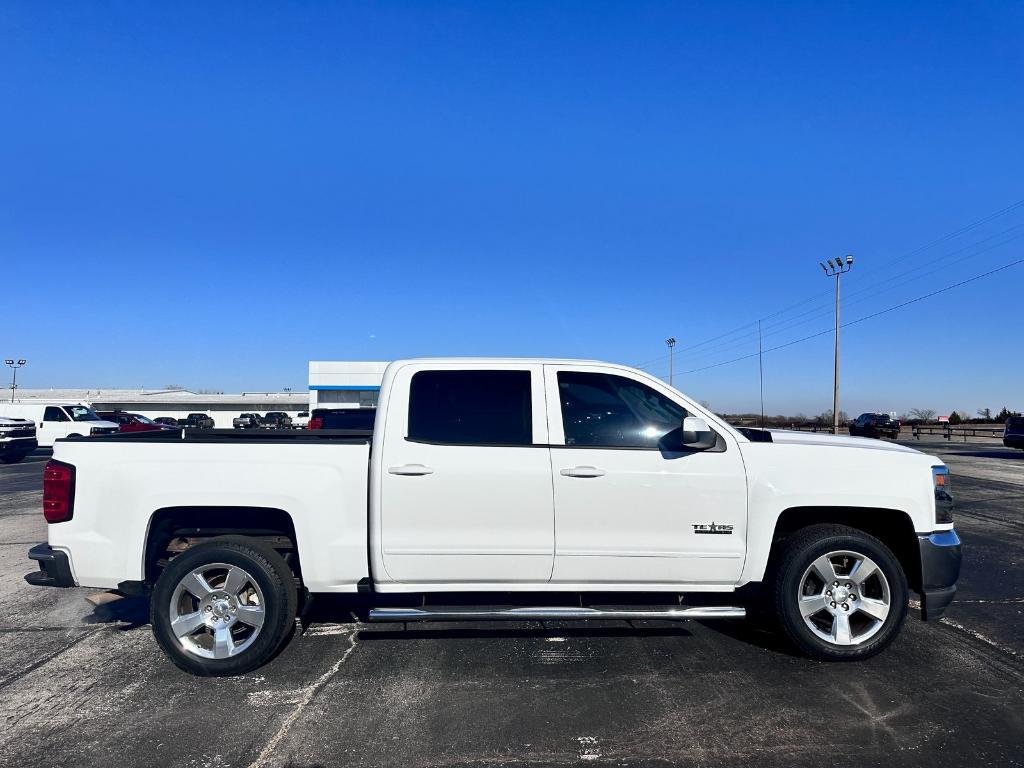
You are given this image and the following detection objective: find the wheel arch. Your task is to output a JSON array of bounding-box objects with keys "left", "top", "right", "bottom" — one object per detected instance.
[
  {"left": 765, "top": 506, "right": 922, "bottom": 593},
  {"left": 143, "top": 506, "right": 301, "bottom": 586}
]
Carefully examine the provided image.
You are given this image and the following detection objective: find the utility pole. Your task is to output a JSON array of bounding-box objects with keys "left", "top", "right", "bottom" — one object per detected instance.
[
  {"left": 757, "top": 321, "right": 765, "bottom": 429},
  {"left": 665, "top": 338, "right": 676, "bottom": 386},
  {"left": 819, "top": 256, "right": 854, "bottom": 434},
  {"left": 4, "top": 359, "right": 27, "bottom": 403}
]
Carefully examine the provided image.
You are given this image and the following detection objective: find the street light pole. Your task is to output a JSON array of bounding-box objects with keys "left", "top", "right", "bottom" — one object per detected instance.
[
  {"left": 665, "top": 338, "right": 676, "bottom": 386},
  {"left": 819, "top": 256, "right": 853, "bottom": 434},
  {"left": 4, "top": 359, "right": 27, "bottom": 403}
]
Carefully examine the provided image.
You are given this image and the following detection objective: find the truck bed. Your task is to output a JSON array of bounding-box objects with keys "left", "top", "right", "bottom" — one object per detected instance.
[{"left": 48, "top": 432, "right": 373, "bottom": 592}]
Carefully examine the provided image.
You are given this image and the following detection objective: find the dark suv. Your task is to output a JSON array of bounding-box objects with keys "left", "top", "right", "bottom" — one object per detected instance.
[
  {"left": 1004, "top": 416, "right": 1024, "bottom": 450},
  {"left": 849, "top": 413, "right": 900, "bottom": 439}
]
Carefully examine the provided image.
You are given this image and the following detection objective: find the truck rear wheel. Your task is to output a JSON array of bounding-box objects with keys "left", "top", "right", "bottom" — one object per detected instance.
[
  {"left": 773, "top": 524, "right": 908, "bottom": 661},
  {"left": 151, "top": 536, "right": 298, "bottom": 676}
]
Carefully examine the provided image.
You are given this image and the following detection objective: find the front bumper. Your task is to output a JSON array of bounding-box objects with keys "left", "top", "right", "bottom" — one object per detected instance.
[
  {"left": 0, "top": 437, "right": 37, "bottom": 456},
  {"left": 917, "top": 529, "right": 962, "bottom": 621},
  {"left": 24, "top": 543, "right": 76, "bottom": 588}
]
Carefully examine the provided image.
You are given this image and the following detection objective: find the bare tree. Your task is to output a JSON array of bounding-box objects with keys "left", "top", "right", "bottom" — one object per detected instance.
[
  {"left": 977, "top": 407, "right": 992, "bottom": 421},
  {"left": 909, "top": 408, "right": 936, "bottom": 422}
]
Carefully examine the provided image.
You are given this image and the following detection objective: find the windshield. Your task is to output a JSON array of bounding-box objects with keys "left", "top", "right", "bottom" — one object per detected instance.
[
  {"left": 66, "top": 405, "right": 102, "bottom": 422},
  {"left": 132, "top": 414, "right": 155, "bottom": 424}
]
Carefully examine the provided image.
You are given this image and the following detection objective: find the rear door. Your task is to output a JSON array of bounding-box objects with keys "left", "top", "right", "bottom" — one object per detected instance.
[
  {"left": 544, "top": 365, "right": 747, "bottom": 587},
  {"left": 378, "top": 363, "right": 554, "bottom": 585}
]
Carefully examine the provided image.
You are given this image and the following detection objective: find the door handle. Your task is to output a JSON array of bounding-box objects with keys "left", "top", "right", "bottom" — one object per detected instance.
[
  {"left": 560, "top": 466, "right": 606, "bottom": 478},
  {"left": 388, "top": 464, "right": 435, "bottom": 476}
]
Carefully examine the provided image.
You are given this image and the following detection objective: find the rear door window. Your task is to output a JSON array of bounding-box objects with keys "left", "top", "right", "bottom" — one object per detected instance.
[{"left": 408, "top": 370, "right": 532, "bottom": 445}]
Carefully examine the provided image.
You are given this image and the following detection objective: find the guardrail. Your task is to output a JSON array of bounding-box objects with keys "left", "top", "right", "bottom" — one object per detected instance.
[
  {"left": 912, "top": 425, "right": 1005, "bottom": 441},
  {"left": 780, "top": 424, "right": 836, "bottom": 433}
]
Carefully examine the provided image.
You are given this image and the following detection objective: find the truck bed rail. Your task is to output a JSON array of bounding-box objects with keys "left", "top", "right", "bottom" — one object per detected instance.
[{"left": 61, "top": 428, "right": 372, "bottom": 444}]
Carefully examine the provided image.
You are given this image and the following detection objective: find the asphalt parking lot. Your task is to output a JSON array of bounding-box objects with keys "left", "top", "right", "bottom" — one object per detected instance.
[{"left": 1, "top": 439, "right": 1021, "bottom": 768}]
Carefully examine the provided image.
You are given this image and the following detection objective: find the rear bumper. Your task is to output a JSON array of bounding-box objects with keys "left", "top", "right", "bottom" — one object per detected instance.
[
  {"left": 917, "top": 530, "right": 961, "bottom": 621},
  {"left": 1004, "top": 435, "right": 1024, "bottom": 449},
  {"left": 24, "top": 543, "right": 77, "bottom": 588}
]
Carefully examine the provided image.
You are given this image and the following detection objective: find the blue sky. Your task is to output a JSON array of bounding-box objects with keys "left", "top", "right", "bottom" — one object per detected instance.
[{"left": 2, "top": 1, "right": 1022, "bottom": 416}]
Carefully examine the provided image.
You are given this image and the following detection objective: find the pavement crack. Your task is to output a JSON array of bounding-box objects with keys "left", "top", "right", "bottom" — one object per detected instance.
[
  {"left": 0, "top": 627, "right": 104, "bottom": 691},
  {"left": 247, "top": 625, "right": 360, "bottom": 768}
]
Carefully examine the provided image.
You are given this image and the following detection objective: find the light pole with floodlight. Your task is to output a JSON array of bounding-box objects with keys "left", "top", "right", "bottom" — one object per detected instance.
[
  {"left": 819, "top": 256, "right": 854, "bottom": 434},
  {"left": 4, "top": 359, "right": 27, "bottom": 403},
  {"left": 665, "top": 338, "right": 676, "bottom": 386}
]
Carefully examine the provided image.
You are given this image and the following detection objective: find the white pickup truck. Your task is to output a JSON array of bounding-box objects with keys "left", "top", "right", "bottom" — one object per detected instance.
[{"left": 25, "top": 358, "right": 961, "bottom": 676}]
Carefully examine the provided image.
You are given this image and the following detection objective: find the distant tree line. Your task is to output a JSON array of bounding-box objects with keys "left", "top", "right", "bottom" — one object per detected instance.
[{"left": 718, "top": 405, "right": 1020, "bottom": 428}]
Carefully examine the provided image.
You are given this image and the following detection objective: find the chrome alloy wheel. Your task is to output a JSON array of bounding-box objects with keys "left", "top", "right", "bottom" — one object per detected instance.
[
  {"left": 797, "top": 550, "right": 891, "bottom": 646},
  {"left": 169, "top": 562, "right": 266, "bottom": 659}
]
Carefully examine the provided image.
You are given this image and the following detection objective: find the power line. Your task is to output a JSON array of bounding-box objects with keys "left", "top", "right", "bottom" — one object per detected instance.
[
  {"left": 645, "top": 256, "right": 1024, "bottom": 378},
  {"left": 639, "top": 196, "right": 1024, "bottom": 367},
  {"left": 656, "top": 223, "right": 1024, "bottom": 367}
]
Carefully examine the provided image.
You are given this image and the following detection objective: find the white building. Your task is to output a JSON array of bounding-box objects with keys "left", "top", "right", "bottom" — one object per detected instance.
[
  {"left": 10, "top": 389, "right": 310, "bottom": 429},
  {"left": 308, "top": 361, "right": 388, "bottom": 411},
  {"left": 9, "top": 361, "right": 389, "bottom": 429}
]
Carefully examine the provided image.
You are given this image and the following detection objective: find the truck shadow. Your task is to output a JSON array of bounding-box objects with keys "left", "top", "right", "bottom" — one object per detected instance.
[
  {"left": 83, "top": 595, "right": 150, "bottom": 629},
  {"left": 79, "top": 594, "right": 801, "bottom": 660}
]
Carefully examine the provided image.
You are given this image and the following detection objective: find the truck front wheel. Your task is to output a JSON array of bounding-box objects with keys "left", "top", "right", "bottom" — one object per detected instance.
[
  {"left": 151, "top": 536, "right": 298, "bottom": 676},
  {"left": 773, "top": 524, "right": 908, "bottom": 661}
]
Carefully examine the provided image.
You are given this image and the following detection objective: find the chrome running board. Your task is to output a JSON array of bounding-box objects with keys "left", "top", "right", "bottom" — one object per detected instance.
[{"left": 367, "top": 605, "right": 746, "bottom": 622}]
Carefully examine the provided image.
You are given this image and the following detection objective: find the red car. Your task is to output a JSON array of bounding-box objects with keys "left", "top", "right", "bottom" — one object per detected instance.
[{"left": 96, "top": 411, "right": 176, "bottom": 433}]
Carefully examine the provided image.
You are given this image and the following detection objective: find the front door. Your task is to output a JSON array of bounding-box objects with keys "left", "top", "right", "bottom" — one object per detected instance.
[
  {"left": 544, "top": 365, "right": 747, "bottom": 587},
  {"left": 378, "top": 363, "right": 554, "bottom": 585},
  {"left": 40, "top": 406, "right": 71, "bottom": 446}
]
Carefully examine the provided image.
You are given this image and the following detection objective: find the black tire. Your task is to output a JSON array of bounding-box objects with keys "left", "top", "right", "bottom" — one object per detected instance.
[
  {"left": 151, "top": 536, "right": 298, "bottom": 676},
  {"left": 0, "top": 452, "right": 28, "bottom": 464},
  {"left": 773, "top": 524, "right": 908, "bottom": 661}
]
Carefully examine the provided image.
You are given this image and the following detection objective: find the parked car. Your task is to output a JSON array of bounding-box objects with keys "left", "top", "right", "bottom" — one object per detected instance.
[
  {"left": 233, "top": 413, "right": 263, "bottom": 430},
  {"left": 1004, "top": 416, "right": 1024, "bottom": 450},
  {"left": 308, "top": 407, "right": 377, "bottom": 431},
  {"left": 0, "top": 417, "right": 37, "bottom": 463},
  {"left": 292, "top": 410, "right": 310, "bottom": 429},
  {"left": 96, "top": 411, "right": 176, "bottom": 433},
  {"left": 262, "top": 411, "right": 293, "bottom": 429},
  {"left": 26, "top": 358, "right": 960, "bottom": 676},
  {"left": 178, "top": 413, "right": 215, "bottom": 430},
  {"left": 848, "top": 413, "right": 900, "bottom": 439},
  {"left": 0, "top": 402, "right": 119, "bottom": 447},
  {"left": 153, "top": 417, "right": 180, "bottom": 427}
]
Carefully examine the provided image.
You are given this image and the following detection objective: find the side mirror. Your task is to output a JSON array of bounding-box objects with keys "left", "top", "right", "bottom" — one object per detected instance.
[{"left": 660, "top": 416, "right": 718, "bottom": 452}]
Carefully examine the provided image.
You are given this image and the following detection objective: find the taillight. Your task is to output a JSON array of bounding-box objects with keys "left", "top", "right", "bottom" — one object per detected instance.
[
  {"left": 308, "top": 416, "right": 323, "bottom": 430},
  {"left": 43, "top": 460, "right": 75, "bottom": 523},
  {"left": 932, "top": 465, "right": 953, "bottom": 525}
]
